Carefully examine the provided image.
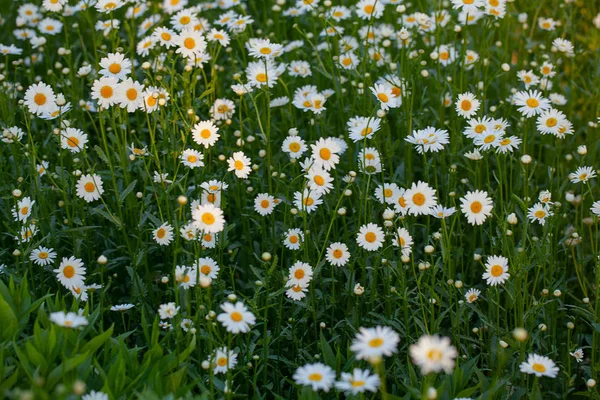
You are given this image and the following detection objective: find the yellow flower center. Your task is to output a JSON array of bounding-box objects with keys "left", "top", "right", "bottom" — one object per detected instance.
[
  {"left": 365, "top": 232, "right": 377, "bottom": 243},
  {"left": 490, "top": 265, "right": 503, "bottom": 277},
  {"left": 369, "top": 338, "right": 383, "bottom": 347},
  {"left": 532, "top": 363, "right": 546, "bottom": 373},
  {"left": 34, "top": 93, "right": 47, "bottom": 106},
  {"left": 100, "top": 86, "right": 113, "bottom": 98},
  {"left": 84, "top": 182, "right": 95, "bottom": 193},
  {"left": 412, "top": 193, "right": 425, "bottom": 206},
  {"left": 183, "top": 37, "right": 195, "bottom": 49},
  {"left": 294, "top": 269, "right": 305, "bottom": 279},
  {"left": 470, "top": 201, "right": 482, "bottom": 213},
  {"left": 126, "top": 88, "right": 138, "bottom": 101},
  {"left": 231, "top": 311, "right": 243, "bottom": 322},
  {"left": 526, "top": 98, "right": 539, "bottom": 108},
  {"left": 63, "top": 265, "right": 75, "bottom": 278},
  {"left": 201, "top": 213, "right": 215, "bottom": 225}
]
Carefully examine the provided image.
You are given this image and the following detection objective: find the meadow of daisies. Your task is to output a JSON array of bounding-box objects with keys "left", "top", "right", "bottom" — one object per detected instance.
[{"left": 1, "top": 0, "right": 600, "bottom": 398}]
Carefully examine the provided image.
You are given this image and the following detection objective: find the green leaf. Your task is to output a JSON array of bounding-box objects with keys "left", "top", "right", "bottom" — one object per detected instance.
[
  {"left": 319, "top": 332, "right": 336, "bottom": 369},
  {"left": 81, "top": 324, "right": 114, "bottom": 354},
  {"left": 47, "top": 352, "right": 90, "bottom": 389},
  {"left": 118, "top": 180, "right": 137, "bottom": 205},
  {"left": 0, "top": 295, "right": 18, "bottom": 341}
]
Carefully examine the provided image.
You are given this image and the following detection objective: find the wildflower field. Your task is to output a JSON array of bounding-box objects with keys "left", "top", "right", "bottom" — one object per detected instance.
[{"left": 1, "top": 0, "right": 600, "bottom": 398}]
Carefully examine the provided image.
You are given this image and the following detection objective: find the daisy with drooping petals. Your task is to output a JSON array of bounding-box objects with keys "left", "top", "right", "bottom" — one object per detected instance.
[
  {"left": 227, "top": 151, "right": 252, "bottom": 178},
  {"left": 110, "top": 304, "right": 134, "bottom": 312},
  {"left": 335, "top": 368, "right": 380, "bottom": 394},
  {"left": 99, "top": 52, "right": 131, "bottom": 81},
  {"left": 350, "top": 326, "right": 400, "bottom": 361},
  {"left": 482, "top": 255, "right": 510, "bottom": 286},
  {"left": 519, "top": 354, "right": 559, "bottom": 378},
  {"left": 30, "top": 246, "right": 56, "bottom": 266},
  {"left": 217, "top": 301, "right": 256, "bottom": 333},
  {"left": 406, "top": 127, "right": 449, "bottom": 154},
  {"left": 460, "top": 190, "right": 493, "bottom": 225},
  {"left": 54, "top": 256, "right": 86, "bottom": 289},
  {"left": 326, "top": 242, "right": 350, "bottom": 266},
  {"left": 410, "top": 335, "right": 458, "bottom": 374},
  {"left": 13, "top": 196, "right": 34, "bottom": 222},
  {"left": 158, "top": 302, "right": 179, "bottom": 319},
  {"left": 393, "top": 227, "right": 413, "bottom": 257},
  {"left": 153, "top": 223, "right": 174, "bottom": 246},
  {"left": 76, "top": 174, "right": 104, "bottom": 203},
  {"left": 405, "top": 181, "right": 438, "bottom": 216},
  {"left": 455, "top": 92, "right": 480, "bottom": 118},
  {"left": 192, "top": 203, "right": 225, "bottom": 233},
  {"left": 465, "top": 288, "right": 481, "bottom": 303},
  {"left": 293, "top": 363, "right": 336, "bottom": 392},
  {"left": 356, "top": 223, "right": 385, "bottom": 251},
  {"left": 24, "top": 82, "right": 56, "bottom": 115},
  {"left": 191, "top": 120, "right": 220, "bottom": 148}
]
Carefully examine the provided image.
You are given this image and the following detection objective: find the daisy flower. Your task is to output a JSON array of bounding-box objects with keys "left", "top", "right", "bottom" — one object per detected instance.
[
  {"left": 91, "top": 77, "right": 119, "bottom": 109},
  {"left": 306, "top": 166, "right": 334, "bottom": 195},
  {"left": 153, "top": 223, "right": 174, "bottom": 246},
  {"left": 519, "top": 354, "right": 559, "bottom": 378},
  {"left": 326, "top": 242, "right": 350, "bottom": 266},
  {"left": 527, "top": 203, "right": 552, "bottom": 225},
  {"left": 370, "top": 83, "right": 399, "bottom": 110},
  {"left": 180, "top": 149, "right": 204, "bottom": 169},
  {"left": 227, "top": 151, "right": 252, "bottom": 179},
  {"left": 192, "top": 203, "right": 225, "bottom": 233},
  {"left": 460, "top": 190, "right": 493, "bottom": 225},
  {"left": 50, "top": 311, "right": 88, "bottom": 328},
  {"left": 115, "top": 78, "right": 145, "bottom": 113},
  {"left": 60, "top": 128, "right": 88, "bottom": 153},
  {"left": 211, "top": 347, "right": 237, "bottom": 374},
  {"left": 513, "top": 90, "right": 551, "bottom": 118},
  {"left": 24, "top": 82, "right": 56, "bottom": 115},
  {"left": 288, "top": 261, "right": 313, "bottom": 286},
  {"left": 98, "top": 52, "right": 131, "bottom": 81},
  {"left": 110, "top": 304, "right": 134, "bottom": 312},
  {"left": 406, "top": 127, "right": 449, "bottom": 154},
  {"left": 217, "top": 301, "right": 256, "bottom": 334},
  {"left": 191, "top": 120, "right": 220, "bottom": 148},
  {"left": 76, "top": 174, "right": 104, "bottom": 203},
  {"left": 282, "top": 135, "right": 307, "bottom": 159},
  {"left": 311, "top": 137, "right": 341, "bottom": 171},
  {"left": 254, "top": 193, "right": 276, "bottom": 216},
  {"left": 158, "top": 302, "right": 179, "bottom": 319},
  {"left": 96, "top": 0, "right": 125, "bottom": 13},
  {"left": 569, "top": 166, "right": 596, "bottom": 184},
  {"left": 30, "top": 246, "right": 56, "bottom": 266},
  {"left": 175, "top": 265, "right": 196, "bottom": 289},
  {"left": 465, "top": 288, "right": 481, "bottom": 303},
  {"left": 335, "top": 369, "right": 380, "bottom": 394},
  {"left": 194, "top": 257, "right": 220, "bottom": 281},
  {"left": 591, "top": 200, "right": 600, "bottom": 217},
  {"left": 286, "top": 282, "right": 308, "bottom": 301},
  {"left": 570, "top": 349, "right": 584, "bottom": 363},
  {"left": 405, "top": 181, "right": 438, "bottom": 216},
  {"left": 54, "top": 256, "right": 86, "bottom": 289},
  {"left": 350, "top": 326, "right": 400, "bottom": 361},
  {"left": 482, "top": 255, "right": 510, "bottom": 286},
  {"left": 356, "top": 223, "right": 385, "bottom": 251},
  {"left": 284, "top": 228, "right": 304, "bottom": 250},
  {"left": 210, "top": 98, "right": 235, "bottom": 120},
  {"left": 348, "top": 116, "right": 381, "bottom": 142},
  {"left": 246, "top": 38, "right": 284, "bottom": 58},
  {"left": 393, "top": 227, "right": 413, "bottom": 257},
  {"left": 294, "top": 189, "right": 323, "bottom": 213},
  {"left": 410, "top": 335, "right": 458, "bottom": 374},
  {"left": 293, "top": 363, "right": 336, "bottom": 392},
  {"left": 375, "top": 183, "right": 399, "bottom": 204},
  {"left": 12, "top": 196, "right": 34, "bottom": 222},
  {"left": 455, "top": 92, "right": 480, "bottom": 119},
  {"left": 175, "top": 29, "right": 207, "bottom": 59},
  {"left": 356, "top": 0, "right": 384, "bottom": 20}
]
